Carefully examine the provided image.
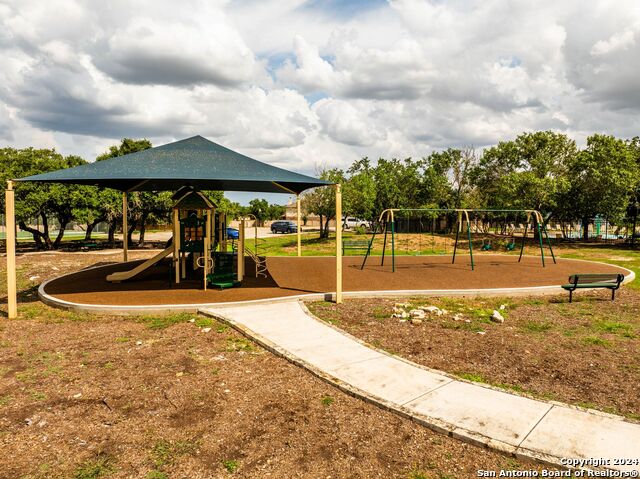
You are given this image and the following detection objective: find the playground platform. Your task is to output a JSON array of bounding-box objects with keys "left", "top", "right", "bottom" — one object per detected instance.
[{"left": 39, "top": 255, "right": 633, "bottom": 313}]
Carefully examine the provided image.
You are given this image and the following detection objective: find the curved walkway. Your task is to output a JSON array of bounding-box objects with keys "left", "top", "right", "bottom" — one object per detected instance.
[{"left": 201, "top": 301, "right": 640, "bottom": 473}]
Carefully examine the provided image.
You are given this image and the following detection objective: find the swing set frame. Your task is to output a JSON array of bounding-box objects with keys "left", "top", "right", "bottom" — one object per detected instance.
[{"left": 361, "top": 208, "right": 556, "bottom": 272}]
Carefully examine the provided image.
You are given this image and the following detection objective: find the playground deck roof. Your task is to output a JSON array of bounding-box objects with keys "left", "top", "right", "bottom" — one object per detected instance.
[{"left": 15, "top": 135, "right": 332, "bottom": 194}]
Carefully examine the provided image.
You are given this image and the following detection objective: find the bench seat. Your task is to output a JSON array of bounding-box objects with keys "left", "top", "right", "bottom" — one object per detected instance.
[{"left": 562, "top": 273, "right": 624, "bottom": 302}]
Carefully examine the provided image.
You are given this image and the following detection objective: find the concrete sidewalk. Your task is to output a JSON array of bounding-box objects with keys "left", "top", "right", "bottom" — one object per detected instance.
[{"left": 200, "top": 301, "right": 640, "bottom": 473}]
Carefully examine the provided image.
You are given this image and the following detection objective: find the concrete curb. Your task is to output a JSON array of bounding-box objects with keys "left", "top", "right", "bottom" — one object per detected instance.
[{"left": 36, "top": 256, "right": 635, "bottom": 315}]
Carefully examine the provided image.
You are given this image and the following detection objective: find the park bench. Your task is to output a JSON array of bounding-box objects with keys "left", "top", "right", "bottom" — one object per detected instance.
[
  {"left": 342, "top": 239, "right": 371, "bottom": 256},
  {"left": 561, "top": 273, "right": 624, "bottom": 302}
]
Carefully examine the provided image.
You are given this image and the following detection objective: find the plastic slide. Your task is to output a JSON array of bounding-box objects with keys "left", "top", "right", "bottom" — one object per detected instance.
[{"left": 106, "top": 245, "right": 174, "bottom": 282}]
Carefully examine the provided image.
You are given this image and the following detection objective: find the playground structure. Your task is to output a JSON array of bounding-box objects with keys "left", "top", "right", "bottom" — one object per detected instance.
[
  {"left": 361, "top": 208, "right": 556, "bottom": 272},
  {"left": 4, "top": 136, "right": 336, "bottom": 318},
  {"left": 106, "top": 188, "right": 242, "bottom": 289}
]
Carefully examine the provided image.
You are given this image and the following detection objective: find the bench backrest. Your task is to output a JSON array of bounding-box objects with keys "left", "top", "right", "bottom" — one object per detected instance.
[
  {"left": 343, "top": 239, "right": 370, "bottom": 246},
  {"left": 568, "top": 273, "right": 624, "bottom": 285}
]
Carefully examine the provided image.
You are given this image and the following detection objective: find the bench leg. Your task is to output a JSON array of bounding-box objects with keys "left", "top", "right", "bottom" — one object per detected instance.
[
  {"left": 612, "top": 288, "right": 615, "bottom": 301},
  {"left": 569, "top": 290, "right": 573, "bottom": 303}
]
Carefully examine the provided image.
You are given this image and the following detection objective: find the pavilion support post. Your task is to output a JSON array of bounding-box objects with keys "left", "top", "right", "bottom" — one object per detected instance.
[
  {"left": 122, "top": 192, "right": 128, "bottom": 262},
  {"left": 238, "top": 219, "right": 245, "bottom": 282},
  {"left": 173, "top": 209, "right": 180, "bottom": 284},
  {"left": 204, "top": 210, "right": 211, "bottom": 291},
  {"left": 296, "top": 195, "right": 301, "bottom": 257},
  {"left": 335, "top": 184, "right": 343, "bottom": 304},
  {"left": 5, "top": 181, "right": 17, "bottom": 319}
]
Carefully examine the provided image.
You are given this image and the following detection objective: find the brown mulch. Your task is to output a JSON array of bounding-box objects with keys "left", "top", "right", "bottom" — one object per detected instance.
[
  {"left": 0, "top": 253, "right": 560, "bottom": 478},
  {"left": 40, "top": 254, "right": 628, "bottom": 306},
  {"left": 307, "top": 292, "right": 640, "bottom": 421}
]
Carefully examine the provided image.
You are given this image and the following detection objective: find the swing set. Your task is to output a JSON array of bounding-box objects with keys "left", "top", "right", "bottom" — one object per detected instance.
[{"left": 361, "top": 208, "right": 556, "bottom": 272}]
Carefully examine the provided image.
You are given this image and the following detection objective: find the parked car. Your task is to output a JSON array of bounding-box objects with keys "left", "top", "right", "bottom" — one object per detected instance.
[
  {"left": 226, "top": 227, "right": 239, "bottom": 240},
  {"left": 342, "top": 217, "right": 370, "bottom": 229},
  {"left": 271, "top": 220, "right": 298, "bottom": 234}
]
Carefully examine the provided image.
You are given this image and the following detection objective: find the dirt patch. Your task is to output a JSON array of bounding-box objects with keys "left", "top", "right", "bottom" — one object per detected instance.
[
  {"left": 0, "top": 253, "right": 563, "bottom": 478},
  {"left": 307, "top": 290, "right": 640, "bottom": 421},
  {"left": 0, "top": 309, "right": 559, "bottom": 478}
]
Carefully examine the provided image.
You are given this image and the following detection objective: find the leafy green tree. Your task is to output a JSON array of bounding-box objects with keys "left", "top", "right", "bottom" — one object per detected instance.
[
  {"left": 473, "top": 131, "right": 576, "bottom": 216},
  {"left": 0, "top": 147, "right": 87, "bottom": 249},
  {"left": 96, "top": 138, "right": 172, "bottom": 247},
  {"left": 343, "top": 158, "right": 377, "bottom": 221},
  {"left": 301, "top": 169, "right": 345, "bottom": 238},
  {"left": 563, "top": 134, "right": 639, "bottom": 239}
]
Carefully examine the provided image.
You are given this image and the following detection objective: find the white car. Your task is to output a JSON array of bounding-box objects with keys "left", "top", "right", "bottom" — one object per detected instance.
[{"left": 342, "top": 217, "right": 369, "bottom": 229}]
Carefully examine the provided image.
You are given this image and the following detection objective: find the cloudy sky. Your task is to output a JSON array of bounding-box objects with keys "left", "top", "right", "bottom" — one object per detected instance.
[{"left": 2, "top": 0, "right": 640, "bottom": 183}]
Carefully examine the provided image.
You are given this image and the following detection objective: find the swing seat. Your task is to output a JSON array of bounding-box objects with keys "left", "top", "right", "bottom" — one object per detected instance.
[
  {"left": 481, "top": 243, "right": 492, "bottom": 251},
  {"left": 505, "top": 242, "right": 516, "bottom": 251}
]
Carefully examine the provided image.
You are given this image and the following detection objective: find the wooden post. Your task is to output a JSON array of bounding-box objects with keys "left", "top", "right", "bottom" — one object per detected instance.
[
  {"left": 173, "top": 208, "right": 180, "bottom": 284},
  {"left": 5, "top": 181, "right": 17, "bottom": 319},
  {"left": 122, "top": 192, "right": 128, "bottom": 262},
  {"left": 238, "top": 219, "right": 245, "bottom": 281},
  {"left": 204, "top": 210, "right": 211, "bottom": 291},
  {"left": 296, "top": 195, "right": 301, "bottom": 257},
  {"left": 335, "top": 184, "right": 343, "bottom": 304}
]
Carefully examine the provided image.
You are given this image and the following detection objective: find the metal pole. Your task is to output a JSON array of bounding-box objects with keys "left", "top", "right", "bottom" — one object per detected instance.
[
  {"left": 296, "top": 195, "right": 301, "bottom": 257},
  {"left": 452, "top": 212, "right": 461, "bottom": 264},
  {"left": 122, "top": 192, "right": 128, "bottom": 262},
  {"left": 537, "top": 218, "right": 546, "bottom": 267},
  {"left": 391, "top": 219, "right": 396, "bottom": 273},
  {"left": 381, "top": 219, "right": 388, "bottom": 266},
  {"left": 467, "top": 222, "right": 474, "bottom": 271},
  {"left": 518, "top": 222, "right": 529, "bottom": 263},
  {"left": 5, "top": 181, "right": 17, "bottom": 319},
  {"left": 335, "top": 184, "right": 343, "bottom": 304},
  {"left": 542, "top": 221, "right": 556, "bottom": 264}
]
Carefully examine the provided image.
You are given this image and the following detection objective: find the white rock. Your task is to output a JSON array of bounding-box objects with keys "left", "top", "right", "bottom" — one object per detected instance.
[
  {"left": 394, "top": 302, "right": 410, "bottom": 308},
  {"left": 409, "top": 309, "right": 426, "bottom": 318},
  {"left": 136, "top": 340, "right": 143, "bottom": 346},
  {"left": 29, "top": 275, "right": 40, "bottom": 281},
  {"left": 201, "top": 327, "right": 212, "bottom": 333},
  {"left": 491, "top": 310, "right": 505, "bottom": 323},
  {"left": 477, "top": 331, "right": 486, "bottom": 335},
  {"left": 73, "top": 393, "right": 82, "bottom": 399},
  {"left": 499, "top": 304, "right": 506, "bottom": 310},
  {"left": 452, "top": 313, "right": 464, "bottom": 321},
  {"left": 52, "top": 266, "right": 59, "bottom": 271},
  {"left": 189, "top": 318, "right": 196, "bottom": 323},
  {"left": 410, "top": 318, "right": 423, "bottom": 325}
]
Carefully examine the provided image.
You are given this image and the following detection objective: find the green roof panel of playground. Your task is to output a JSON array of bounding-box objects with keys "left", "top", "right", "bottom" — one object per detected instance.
[{"left": 15, "top": 135, "right": 333, "bottom": 194}]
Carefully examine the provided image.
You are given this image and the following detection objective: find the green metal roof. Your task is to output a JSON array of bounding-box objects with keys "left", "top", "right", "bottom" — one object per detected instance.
[{"left": 16, "top": 135, "right": 332, "bottom": 194}]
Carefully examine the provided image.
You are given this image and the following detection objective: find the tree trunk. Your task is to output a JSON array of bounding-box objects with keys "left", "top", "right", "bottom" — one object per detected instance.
[
  {"left": 53, "top": 214, "right": 71, "bottom": 249},
  {"left": 18, "top": 220, "right": 47, "bottom": 250},
  {"left": 84, "top": 218, "right": 103, "bottom": 241},
  {"left": 138, "top": 213, "right": 149, "bottom": 247},
  {"left": 127, "top": 221, "right": 136, "bottom": 246},
  {"left": 108, "top": 221, "right": 116, "bottom": 246},
  {"left": 322, "top": 217, "right": 332, "bottom": 239},
  {"left": 318, "top": 215, "right": 325, "bottom": 239},
  {"left": 582, "top": 217, "right": 590, "bottom": 241}
]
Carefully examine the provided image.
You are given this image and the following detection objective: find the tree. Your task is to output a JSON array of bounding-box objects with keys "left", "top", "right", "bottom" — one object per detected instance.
[
  {"left": 563, "top": 134, "right": 639, "bottom": 240},
  {"left": 301, "top": 169, "right": 345, "bottom": 238},
  {"left": 343, "top": 158, "right": 377, "bottom": 221},
  {"left": 247, "top": 198, "right": 270, "bottom": 226},
  {"left": 0, "top": 148, "right": 87, "bottom": 249},
  {"left": 472, "top": 131, "right": 576, "bottom": 216},
  {"left": 95, "top": 138, "right": 172, "bottom": 247}
]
